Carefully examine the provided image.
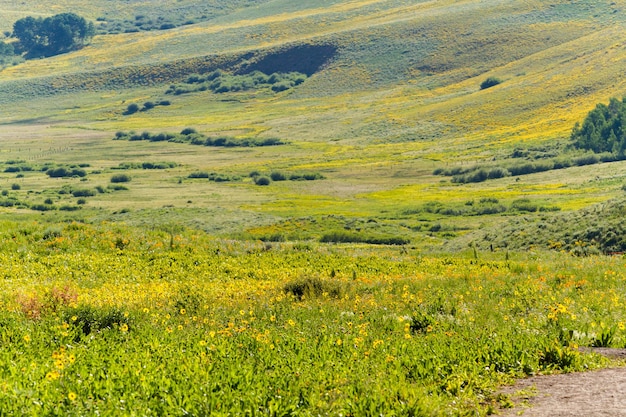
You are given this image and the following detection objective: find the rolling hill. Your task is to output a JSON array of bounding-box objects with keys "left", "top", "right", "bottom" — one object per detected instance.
[{"left": 0, "top": 0, "right": 625, "bottom": 251}]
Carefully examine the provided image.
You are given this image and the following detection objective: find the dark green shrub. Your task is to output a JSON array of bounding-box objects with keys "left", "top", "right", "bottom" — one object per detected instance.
[
  {"left": 72, "top": 189, "right": 96, "bottom": 197},
  {"left": 480, "top": 76, "right": 502, "bottom": 90},
  {"left": 11, "top": 183, "right": 20, "bottom": 190},
  {"left": 255, "top": 176, "right": 271, "bottom": 186},
  {"left": 188, "top": 171, "right": 209, "bottom": 179},
  {"left": 108, "top": 185, "right": 128, "bottom": 191},
  {"left": 111, "top": 174, "right": 132, "bottom": 183},
  {"left": 181, "top": 127, "right": 197, "bottom": 135},
  {"left": 124, "top": 103, "right": 139, "bottom": 115},
  {"left": 270, "top": 172, "right": 287, "bottom": 181}
]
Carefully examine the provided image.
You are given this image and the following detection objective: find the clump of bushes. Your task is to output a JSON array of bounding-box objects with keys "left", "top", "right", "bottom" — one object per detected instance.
[
  {"left": 113, "top": 161, "right": 178, "bottom": 170},
  {"left": 46, "top": 166, "right": 87, "bottom": 178},
  {"left": 319, "top": 230, "right": 409, "bottom": 245},
  {"left": 114, "top": 130, "right": 287, "bottom": 148},
  {"left": 165, "top": 70, "right": 307, "bottom": 96},
  {"left": 123, "top": 100, "right": 171, "bottom": 115},
  {"left": 250, "top": 170, "right": 324, "bottom": 185},
  {"left": 187, "top": 172, "right": 241, "bottom": 182}
]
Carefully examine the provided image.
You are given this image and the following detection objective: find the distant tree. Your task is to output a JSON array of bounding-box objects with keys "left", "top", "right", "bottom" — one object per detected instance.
[
  {"left": 572, "top": 97, "right": 626, "bottom": 155},
  {"left": 13, "top": 13, "right": 94, "bottom": 57}
]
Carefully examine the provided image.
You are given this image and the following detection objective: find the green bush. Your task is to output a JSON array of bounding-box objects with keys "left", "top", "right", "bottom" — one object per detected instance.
[
  {"left": 283, "top": 276, "right": 342, "bottom": 300},
  {"left": 254, "top": 176, "right": 271, "bottom": 186},
  {"left": 72, "top": 189, "right": 96, "bottom": 197},
  {"left": 480, "top": 76, "right": 502, "bottom": 90},
  {"left": 110, "top": 174, "right": 132, "bottom": 183},
  {"left": 270, "top": 172, "right": 287, "bottom": 181}
]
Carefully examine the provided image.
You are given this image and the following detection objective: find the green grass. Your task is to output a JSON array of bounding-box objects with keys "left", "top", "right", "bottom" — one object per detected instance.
[
  {"left": 0, "top": 220, "right": 626, "bottom": 415},
  {"left": 1, "top": 3, "right": 626, "bottom": 413}
]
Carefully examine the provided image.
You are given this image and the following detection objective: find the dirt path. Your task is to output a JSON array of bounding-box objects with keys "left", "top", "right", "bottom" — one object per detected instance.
[{"left": 499, "top": 349, "right": 626, "bottom": 416}]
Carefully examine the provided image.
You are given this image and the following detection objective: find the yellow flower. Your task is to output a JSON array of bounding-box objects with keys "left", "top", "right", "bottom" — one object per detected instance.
[
  {"left": 180, "top": 308, "right": 186, "bottom": 315},
  {"left": 336, "top": 338, "right": 342, "bottom": 346},
  {"left": 45, "top": 371, "right": 60, "bottom": 381},
  {"left": 71, "top": 316, "right": 78, "bottom": 322},
  {"left": 68, "top": 392, "right": 77, "bottom": 401},
  {"left": 270, "top": 315, "right": 276, "bottom": 322},
  {"left": 120, "top": 324, "right": 129, "bottom": 332},
  {"left": 23, "top": 335, "right": 31, "bottom": 343}
]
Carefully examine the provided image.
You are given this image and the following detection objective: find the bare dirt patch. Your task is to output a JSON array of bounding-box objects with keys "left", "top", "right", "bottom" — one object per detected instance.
[{"left": 499, "top": 349, "right": 626, "bottom": 416}]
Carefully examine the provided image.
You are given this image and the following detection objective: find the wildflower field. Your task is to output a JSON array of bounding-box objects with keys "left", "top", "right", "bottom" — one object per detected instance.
[
  {"left": 1, "top": 220, "right": 624, "bottom": 416},
  {"left": 2, "top": 0, "right": 626, "bottom": 414}
]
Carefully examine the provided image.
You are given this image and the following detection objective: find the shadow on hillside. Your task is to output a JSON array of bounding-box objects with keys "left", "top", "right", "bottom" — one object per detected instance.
[{"left": 236, "top": 43, "right": 338, "bottom": 76}]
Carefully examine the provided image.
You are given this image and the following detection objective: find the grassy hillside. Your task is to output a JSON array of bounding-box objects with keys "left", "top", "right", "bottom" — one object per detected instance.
[
  {"left": 0, "top": 0, "right": 625, "bottom": 250},
  {"left": 3, "top": 2, "right": 626, "bottom": 415}
]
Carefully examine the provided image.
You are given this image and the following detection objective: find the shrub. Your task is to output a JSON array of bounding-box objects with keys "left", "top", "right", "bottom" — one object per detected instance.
[
  {"left": 480, "top": 76, "right": 502, "bottom": 90},
  {"left": 63, "top": 305, "right": 131, "bottom": 336},
  {"left": 72, "top": 189, "right": 96, "bottom": 197},
  {"left": 270, "top": 172, "right": 287, "bottom": 181},
  {"left": 283, "top": 276, "right": 342, "bottom": 301},
  {"left": 11, "top": 184, "right": 20, "bottom": 190},
  {"left": 188, "top": 171, "right": 209, "bottom": 179},
  {"left": 511, "top": 198, "right": 538, "bottom": 212},
  {"left": 110, "top": 174, "right": 132, "bottom": 183},
  {"left": 254, "top": 176, "right": 271, "bottom": 186},
  {"left": 123, "top": 103, "right": 140, "bottom": 115}
]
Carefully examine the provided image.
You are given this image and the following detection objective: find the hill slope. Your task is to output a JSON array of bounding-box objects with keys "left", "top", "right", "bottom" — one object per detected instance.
[{"left": 0, "top": 0, "right": 625, "bottom": 250}]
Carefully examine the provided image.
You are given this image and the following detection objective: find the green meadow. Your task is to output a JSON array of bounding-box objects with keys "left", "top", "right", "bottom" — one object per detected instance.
[{"left": 1, "top": 0, "right": 626, "bottom": 414}]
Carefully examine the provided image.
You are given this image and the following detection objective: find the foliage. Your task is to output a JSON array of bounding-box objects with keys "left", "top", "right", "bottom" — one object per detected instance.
[
  {"left": 110, "top": 174, "right": 131, "bottom": 183},
  {"left": 319, "top": 230, "right": 409, "bottom": 245},
  {"left": 114, "top": 130, "right": 287, "bottom": 148},
  {"left": 12, "top": 13, "right": 94, "bottom": 57},
  {"left": 0, "top": 221, "right": 622, "bottom": 415},
  {"left": 480, "top": 76, "right": 502, "bottom": 90},
  {"left": 571, "top": 98, "right": 626, "bottom": 155},
  {"left": 254, "top": 176, "right": 271, "bottom": 186},
  {"left": 165, "top": 70, "right": 307, "bottom": 96},
  {"left": 46, "top": 166, "right": 87, "bottom": 178}
]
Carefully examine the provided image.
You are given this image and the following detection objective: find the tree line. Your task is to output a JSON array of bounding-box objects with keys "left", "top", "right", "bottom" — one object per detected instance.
[{"left": 571, "top": 96, "right": 626, "bottom": 156}]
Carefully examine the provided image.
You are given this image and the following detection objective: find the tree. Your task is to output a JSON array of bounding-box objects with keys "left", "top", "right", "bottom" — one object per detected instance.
[{"left": 13, "top": 13, "right": 94, "bottom": 57}]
